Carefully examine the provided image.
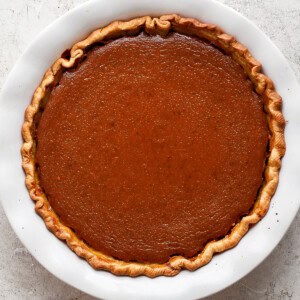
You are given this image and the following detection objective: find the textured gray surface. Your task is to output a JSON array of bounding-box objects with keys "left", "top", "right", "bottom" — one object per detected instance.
[{"left": 0, "top": 0, "right": 299, "bottom": 299}]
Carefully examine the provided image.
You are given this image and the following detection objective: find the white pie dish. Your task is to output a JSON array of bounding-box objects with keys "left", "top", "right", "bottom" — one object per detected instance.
[{"left": 0, "top": 0, "right": 299, "bottom": 299}]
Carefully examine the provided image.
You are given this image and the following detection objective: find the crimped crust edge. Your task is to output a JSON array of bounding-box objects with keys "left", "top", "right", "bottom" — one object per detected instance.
[{"left": 21, "top": 14, "right": 286, "bottom": 278}]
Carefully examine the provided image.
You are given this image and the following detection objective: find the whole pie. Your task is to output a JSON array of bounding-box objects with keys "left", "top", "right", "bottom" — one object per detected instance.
[{"left": 21, "top": 15, "right": 285, "bottom": 277}]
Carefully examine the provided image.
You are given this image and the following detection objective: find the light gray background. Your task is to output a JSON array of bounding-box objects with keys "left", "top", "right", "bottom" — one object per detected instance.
[{"left": 0, "top": 0, "right": 299, "bottom": 299}]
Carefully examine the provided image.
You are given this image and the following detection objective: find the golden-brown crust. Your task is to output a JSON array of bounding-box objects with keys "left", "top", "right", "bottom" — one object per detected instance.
[{"left": 21, "top": 14, "right": 286, "bottom": 277}]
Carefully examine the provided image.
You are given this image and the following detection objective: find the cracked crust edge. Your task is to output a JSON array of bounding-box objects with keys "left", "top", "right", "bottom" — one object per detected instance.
[{"left": 21, "top": 14, "right": 286, "bottom": 278}]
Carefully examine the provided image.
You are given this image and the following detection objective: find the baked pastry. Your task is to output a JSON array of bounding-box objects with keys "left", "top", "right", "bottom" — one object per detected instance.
[{"left": 21, "top": 15, "right": 285, "bottom": 277}]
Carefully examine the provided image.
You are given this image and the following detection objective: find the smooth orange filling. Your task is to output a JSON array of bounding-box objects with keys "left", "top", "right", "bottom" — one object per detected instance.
[{"left": 35, "top": 32, "right": 268, "bottom": 263}]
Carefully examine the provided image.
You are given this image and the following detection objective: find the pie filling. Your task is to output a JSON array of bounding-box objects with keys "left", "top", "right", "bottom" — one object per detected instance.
[{"left": 35, "top": 32, "right": 268, "bottom": 264}]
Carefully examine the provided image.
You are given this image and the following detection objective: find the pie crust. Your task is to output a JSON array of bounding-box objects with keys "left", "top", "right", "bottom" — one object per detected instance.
[{"left": 21, "top": 14, "right": 285, "bottom": 277}]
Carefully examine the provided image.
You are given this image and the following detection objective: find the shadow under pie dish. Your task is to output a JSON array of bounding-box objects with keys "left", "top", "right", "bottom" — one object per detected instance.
[{"left": 21, "top": 14, "right": 285, "bottom": 277}]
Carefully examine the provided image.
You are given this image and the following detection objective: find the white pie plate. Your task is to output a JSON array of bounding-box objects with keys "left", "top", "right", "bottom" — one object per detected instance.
[{"left": 0, "top": 0, "right": 300, "bottom": 299}]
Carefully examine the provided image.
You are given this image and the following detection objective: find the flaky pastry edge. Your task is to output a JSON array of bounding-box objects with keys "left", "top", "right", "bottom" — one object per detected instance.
[{"left": 21, "top": 14, "right": 286, "bottom": 277}]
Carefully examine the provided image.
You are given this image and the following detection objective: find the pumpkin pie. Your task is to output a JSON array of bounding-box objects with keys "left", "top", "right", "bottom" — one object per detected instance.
[{"left": 21, "top": 15, "right": 285, "bottom": 277}]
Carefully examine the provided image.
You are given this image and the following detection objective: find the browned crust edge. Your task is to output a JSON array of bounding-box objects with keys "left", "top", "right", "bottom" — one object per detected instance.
[{"left": 21, "top": 14, "right": 286, "bottom": 277}]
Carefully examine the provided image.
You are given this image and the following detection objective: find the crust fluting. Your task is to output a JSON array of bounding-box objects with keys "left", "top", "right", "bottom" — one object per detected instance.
[{"left": 21, "top": 14, "right": 285, "bottom": 277}]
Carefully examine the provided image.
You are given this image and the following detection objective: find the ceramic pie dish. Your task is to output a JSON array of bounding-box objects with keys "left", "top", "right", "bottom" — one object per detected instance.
[{"left": 1, "top": 0, "right": 300, "bottom": 299}]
